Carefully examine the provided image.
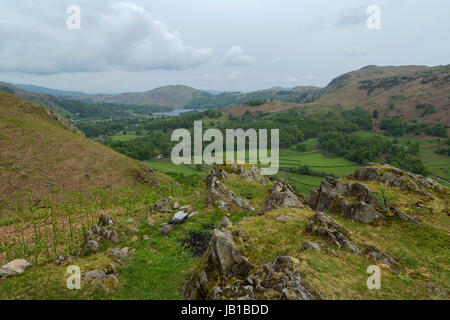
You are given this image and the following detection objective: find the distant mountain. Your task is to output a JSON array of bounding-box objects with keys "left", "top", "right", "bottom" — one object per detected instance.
[
  {"left": 70, "top": 85, "right": 203, "bottom": 109},
  {"left": 313, "top": 64, "right": 450, "bottom": 125},
  {"left": 13, "top": 83, "right": 89, "bottom": 97},
  {"left": 221, "top": 65, "right": 450, "bottom": 126}
]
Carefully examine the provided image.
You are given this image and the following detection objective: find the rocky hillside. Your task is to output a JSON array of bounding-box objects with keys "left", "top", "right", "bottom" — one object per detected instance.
[
  {"left": 0, "top": 163, "right": 448, "bottom": 299},
  {"left": 219, "top": 65, "right": 449, "bottom": 127},
  {"left": 313, "top": 65, "right": 450, "bottom": 125},
  {"left": 185, "top": 164, "right": 449, "bottom": 300},
  {"left": 0, "top": 91, "right": 164, "bottom": 208}
]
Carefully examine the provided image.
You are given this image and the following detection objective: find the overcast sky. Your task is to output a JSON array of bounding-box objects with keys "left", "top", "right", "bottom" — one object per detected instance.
[{"left": 0, "top": 0, "right": 449, "bottom": 93}]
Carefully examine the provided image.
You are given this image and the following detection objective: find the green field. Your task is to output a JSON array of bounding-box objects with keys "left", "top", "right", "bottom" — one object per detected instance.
[{"left": 145, "top": 133, "right": 449, "bottom": 193}]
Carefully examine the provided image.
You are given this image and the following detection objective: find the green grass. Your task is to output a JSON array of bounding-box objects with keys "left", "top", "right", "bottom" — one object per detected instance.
[
  {"left": 278, "top": 171, "right": 324, "bottom": 195},
  {"left": 145, "top": 159, "right": 207, "bottom": 176}
]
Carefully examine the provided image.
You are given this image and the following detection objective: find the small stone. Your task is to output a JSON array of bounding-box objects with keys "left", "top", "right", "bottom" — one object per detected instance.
[
  {"left": 180, "top": 205, "right": 193, "bottom": 212},
  {"left": 161, "top": 224, "right": 178, "bottom": 236},
  {"left": 82, "top": 269, "right": 107, "bottom": 281},
  {"left": 187, "top": 212, "right": 199, "bottom": 219},
  {"left": 276, "top": 215, "right": 293, "bottom": 223},
  {"left": 173, "top": 202, "right": 180, "bottom": 209},
  {"left": 131, "top": 235, "right": 139, "bottom": 242},
  {"left": 55, "top": 255, "right": 74, "bottom": 265},
  {"left": 121, "top": 247, "right": 130, "bottom": 256},
  {"left": 127, "top": 218, "right": 136, "bottom": 223},
  {"left": 1, "top": 259, "right": 32, "bottom": 274},
  {"left": 142, "top": 235, "right": 149, "bottom": 240},
  {"left": 85, "top": 240, "right": 99, "bottom": 253},
  {"left": 109, "top": 230, "right": 119, "bottom": 243},
  {"left": 108, "top": 248, "right": 127, "bottom": 262},
  {"left": 0, "top": 268, "right": 17, "bottom": 278},
  {"left": 212, "top": 286, "right": 223, "bottom": 299},
  {"left": 148, "top": 219, "right": 155, "bottom": 227},
  {"left": 169, "top": 211, "right": 188, "bottom": 224}
]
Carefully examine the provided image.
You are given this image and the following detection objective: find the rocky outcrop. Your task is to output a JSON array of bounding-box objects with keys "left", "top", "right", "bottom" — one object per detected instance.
[
  {"left": 222, "top": 256, "right": 323, "bottom": 300},
  {"left": 305, "top": 212, "right": 360, "bottom": 253},
  {"left": 205, "top": 173, "right": 254, "bottom": 211},
  {"left": 184, "top": 228, "right": 253, "bottom": 299},
  {"left": 352, "top": 164, "right": 445, "bottom": 196},
  {"left": 308, "top": 177, "right": 381, "bottom": 223},
  {"left": 229, "top": 164, "right": 271, "bottom": 184},
  {"left": 209, "top": 229, "right": 254, "bottom": 279},
  {"left": 0, "top": 259, "right": 32, "bottom": 279},
  {"left": 260, "top": 179, "right": 305, "bottom": 215},
  {"left": 217, "top": 216, "right": 232, "bottom": 229},
  {"left": 362, "top": 245, "right": 401, "bottom": 269},
  {"left": 83, "top": 213, "right": 119, "bottom": 254},
  {"left": 390, "top": 206, "right": 420, "bottom": 225}
]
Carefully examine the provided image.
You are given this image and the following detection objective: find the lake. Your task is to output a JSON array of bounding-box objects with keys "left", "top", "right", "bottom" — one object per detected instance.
[{"left": 153, "top": 109, "right": 198, "bottom": 117}]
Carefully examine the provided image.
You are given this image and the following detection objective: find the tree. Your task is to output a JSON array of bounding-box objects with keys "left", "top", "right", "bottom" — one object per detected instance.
[
  {"left": 408, "top": 142, "right": 420, "bottom": 155},
  {"left": 372, "top": 109, "right": 378, "bottom": 118}
]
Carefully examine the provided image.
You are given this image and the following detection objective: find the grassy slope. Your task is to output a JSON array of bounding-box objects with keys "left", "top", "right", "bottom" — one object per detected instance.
[
  {"left": 0, "top": 170, "right": 448, "bottom": 300},
  {"left": 0, "top": 91, "right": 162, "bottom": 210}
]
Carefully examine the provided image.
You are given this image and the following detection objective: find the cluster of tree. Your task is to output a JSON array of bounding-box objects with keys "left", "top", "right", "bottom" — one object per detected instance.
[
  {"left": 289, "top": 165, "right": 334, "bottom": 178},
  {"left": 380, "top": 119, "right": 447, "bottom": 138},
  {"left": 318, "top": 132, "right": 427, "bottom": 174},
  {"left": 416, "top": 104, "right": 437, "bottom": 117},
  {"left": 184, "top": 92, "right": 244, "bottom": 110},
  {"left": 435, "top": 148, "right": 450, "bottom": 156},
  {"left": 183, "top": 88, "right": 321, "bottom": 110},
  {"left": 245, "top": 99, "right": 266, "bottom": 106}
]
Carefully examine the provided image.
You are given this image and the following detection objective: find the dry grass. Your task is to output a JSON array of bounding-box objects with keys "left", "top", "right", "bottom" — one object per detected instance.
[{"left": 0, "top": 91, "right": 162, "bottom": 211}]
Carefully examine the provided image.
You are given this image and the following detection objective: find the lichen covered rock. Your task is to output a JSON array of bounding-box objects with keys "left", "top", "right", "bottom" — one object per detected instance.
[
  {"left": 308, "top": 177, "right": 381, "bottom": 223},
  {"left": 223, "top": 256, "right": 323, "bottom": 300},
  {"left": 305, "top": 212, "right": 360, "bottom": 253},
  {"left": 205, "top": 173, "right": 254, "bottom": 211},
  {"left": 260, "top": 179, "right": 305, "bottom": 215}
]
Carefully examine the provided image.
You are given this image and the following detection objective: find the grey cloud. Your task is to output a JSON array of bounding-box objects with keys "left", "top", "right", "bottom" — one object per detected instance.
[
  {"left": 0, "top": 1, "right": 213, "bottom": 74},
  {"left": 224, "top": 46, "right": 255, "bottom": 66}
]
